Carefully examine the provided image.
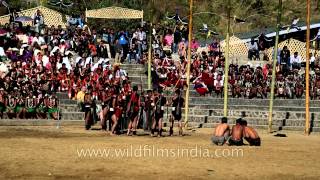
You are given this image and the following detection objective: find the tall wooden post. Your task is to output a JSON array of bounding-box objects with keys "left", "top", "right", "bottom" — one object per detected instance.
[
  {"left": 148, "top": 22, "right": 152, "bottom": 90},
  {"left": 305, "top": 0, "right": 311, "bottom": 135},
  {"left": 223, "top": 0, "right": 231, "bottom": 117},
  {"left": 184, "top": 0, "right": 193, "bottom": 128},
  {"left": 148, "top": 9, "right": 153, "bottom": 90},
  {"left": 268, "top": 0, "right": 282, "bottom": 133}
]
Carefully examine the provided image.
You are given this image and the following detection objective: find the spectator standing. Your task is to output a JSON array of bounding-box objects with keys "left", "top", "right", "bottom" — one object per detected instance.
[
  {"left": 310, "top": 53, "right": 315, "bottom": 70},
  {"left": 280, "top": 46, "right": 291, "bottom": 74},
  {"left": 248, "top": 38, "right": 259, "bottom": 61},
  {"left": 191, "top": 37, "right": 200, "bottom": 52},
  {"left": 164, "top": 29, "right": 173, "bottom": 52},
  {"left": 132, "top": 28, "right": 143, "bottom": 59},
  {"left": 173, "top": 26, "right": 182, "bottom": 53},
  {"left": 118, "top": 31, "right": 129, "bottom": 63},
  {"left": 108, "top": 29, "right": 116, "bottom": 58},
  {"left": 32, "top": 9, "right": 44, "bottom": 34}
]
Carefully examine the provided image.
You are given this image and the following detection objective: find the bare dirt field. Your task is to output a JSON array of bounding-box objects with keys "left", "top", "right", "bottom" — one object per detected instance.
[{"left": 0, "top": 126, "right": 320, "bottom": 180}]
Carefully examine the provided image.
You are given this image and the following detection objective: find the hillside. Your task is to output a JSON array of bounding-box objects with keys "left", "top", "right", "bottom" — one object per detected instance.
[{"left": 3, "top": 0, "right": 320, "bottom": 35}]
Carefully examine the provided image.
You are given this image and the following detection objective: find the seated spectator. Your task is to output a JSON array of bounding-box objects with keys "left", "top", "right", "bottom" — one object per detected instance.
[
  {"left": 290, "top": 52, "right": 302, "bottom": 70},
  {"left": 178, "top": 39, "right": 186, "bottom": 58},
  {"left": 163, "top": 30, "right": 173, "bottom": 51},
  {"left": 209, "top": 38, "right": 220, "bottom": 57},
  {"left": 214, "top": 73, "right": 224, "bottom": 97}
]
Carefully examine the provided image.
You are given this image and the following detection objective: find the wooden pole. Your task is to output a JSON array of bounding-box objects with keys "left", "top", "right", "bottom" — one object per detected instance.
[
  {"left": 148, "top": 22, "right": 152, "bottom": 90},
  {"left": 141, "top": 10, "right": 144, "bottom": 27},
  {"left": 223, "top": 0, "right": 231, "bottom": 117},
  {"left": 305, "top": 0, "right": 311, "bottom": 135},
  {"left": 148, "top": 8, "right": 153, "bottom": 90},
  {"left": 268, "top": 0, "right": 282, "bottom": 133},
  {"left": 184, "top": 0, "right": 193, "bottom": 128},
  {"left": 85, "top": 8, "right": 88, "bottom": 23}
]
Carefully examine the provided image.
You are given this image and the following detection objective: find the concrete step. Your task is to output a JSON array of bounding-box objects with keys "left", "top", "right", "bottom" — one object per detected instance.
[
  {"left": 61, "top": 112, "right": 84, "bottom": 120},
  {"left": 122, "top": 66, "right": 145, "bottom": 70},
  {"left": 126, "top": 69, "right": 145, "bottom": 74},
  {"left": 60, "top": 99, "right": 77, "bottom": 105},
  {"left": 128, "top": 76, "right": 147, "bottom": 83},
  {"left": 127, "top": 72, "right": 145, "bottom": 77},
  {"left": 184, "top": 97, "right": 320, "bottom": 107},
  {"left": 161, "top": 108, "right": 320, "bottom": 120},
  {"left": 56, "top": 92, "right": 69, "bottom": 99},
  {"left": 123, "top": 67, "right": 145, "bottom": 72},
  {"left": 192, "top": 123, "right": 320, "bottom": 132},
  {"left": 194, "top": 122, "right": 278, "bottom": 129},
  {"left": 187, "top": 104, "right": 320, "bottom": 112},
  {"left": 162, "top": 115, "right": 320, "bottom": 127},
  {"left": 60, "top": 105, "right": 79, "bottom": 112},
  {"left": 120, "top": 64, "right": 145, "bottom": 69}
]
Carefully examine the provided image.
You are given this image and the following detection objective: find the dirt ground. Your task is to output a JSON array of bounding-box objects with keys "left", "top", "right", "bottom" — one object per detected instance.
[{"left": 0, "top": 126, "right": 320, "bottom": 180}]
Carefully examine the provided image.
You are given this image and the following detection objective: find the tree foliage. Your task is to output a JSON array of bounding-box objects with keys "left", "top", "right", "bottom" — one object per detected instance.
[{"left": 5, "top": 0, "right": 320, "bottom": 34}]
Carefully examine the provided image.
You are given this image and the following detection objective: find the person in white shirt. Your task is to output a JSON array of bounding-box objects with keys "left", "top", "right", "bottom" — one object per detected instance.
[
  {"left": 32, "top": 10, "right": 44, "bottom": 33},
  {"left": 85, "top": 56, "right": 93, "bottom": 67},
  {"left": 32, "top": 34, "right": 45, "bottom": 46},
  {"left": 0, "top": 47, "right": 5, "bottom": 57},
  {"left": 310, "top": 53, "right": 315, "bottom": 70},
  {"left": 214, "top": 74, "right": 224, "bottom": 97},
  {"left": 290, "top": 52, "right": 302, "bottom": 70},
  {"left": 42, "top": 54, "right": 49, "bottom": 67},
  {"left": 248, "top": 38, "right": 259, "bottom": 61},
  {"left": 57, "top": 52, "right": 73, "bottom": 74},
  {"left": 141, "top": 30, "right": 147, "bottom": 51},
  {"left": 133, "top": 28, "right": 143, "bottom": 58}
]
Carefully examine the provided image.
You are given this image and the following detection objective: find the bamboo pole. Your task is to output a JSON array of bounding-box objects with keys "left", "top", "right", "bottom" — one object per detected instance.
[
  {"left": 223, "top": 0, "right": 231, "bottom": 117},
  {"left": 148, "top": 8, "right": 153, "bottom": 90},
  {"left": 184, "top": 0, "right": 193, "bottom": 128},
  {"left": 148, "top": 22, "right": 152, "bottom": 90},
  {"left": 268, "top": 0, "right": 282, "bottom": 133},
  {"left": 305, "top": 0, "right": 311, "bottom": 135}
]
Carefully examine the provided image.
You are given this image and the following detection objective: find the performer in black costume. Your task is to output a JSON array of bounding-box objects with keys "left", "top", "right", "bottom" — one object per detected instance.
[
  {"left": 169, "top": 89, "right": 184, "bottom": 136},
  {"left": 151, "top": 89, "right": 167, "bottom": 137}
]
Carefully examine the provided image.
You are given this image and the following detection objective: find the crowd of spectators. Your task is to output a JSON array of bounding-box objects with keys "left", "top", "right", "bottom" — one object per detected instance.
[
  {"left": 0, "top": 9, "right": 320, "bottom": 121},
  {"left": 150, "top": 28, "right": 320, "bottom": 99},
  {"left": 0, "top": 9, "right": 153, "bottom": 119}
]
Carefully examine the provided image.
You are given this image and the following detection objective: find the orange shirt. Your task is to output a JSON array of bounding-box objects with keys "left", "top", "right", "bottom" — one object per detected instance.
[{"left": 89, "top": 44, "right": 97, "bottom": 54}]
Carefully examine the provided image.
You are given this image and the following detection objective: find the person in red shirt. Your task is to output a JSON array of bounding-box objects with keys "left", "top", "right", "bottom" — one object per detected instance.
[
  {"left": 194, "top": 80, "right": 209, "bottom": 96},
  {"left": 88, "top": 40, "right": 97, "bottom": 57}
]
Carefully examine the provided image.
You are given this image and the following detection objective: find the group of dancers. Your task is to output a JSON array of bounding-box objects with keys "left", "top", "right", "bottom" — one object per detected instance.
[
  {"left": 83, "top": 86, "right": 184, "bottom": 137},
  {"left": 0, "top": 89, "right": 59, "bottom": 120}
]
